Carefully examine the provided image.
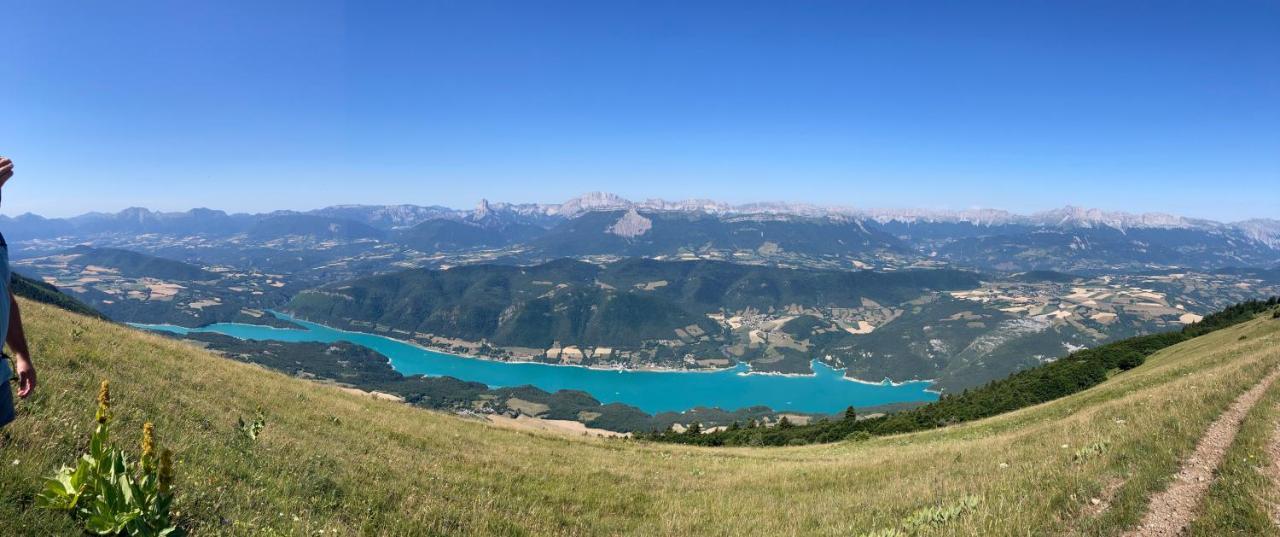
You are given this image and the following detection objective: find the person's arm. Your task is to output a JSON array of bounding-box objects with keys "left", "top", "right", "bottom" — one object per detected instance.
[
  {"left": 7, "top": 293, "right": 35, "bottom": 398},
  {"left": 0, "top": 156, "right": 12, "bottom": 186}
]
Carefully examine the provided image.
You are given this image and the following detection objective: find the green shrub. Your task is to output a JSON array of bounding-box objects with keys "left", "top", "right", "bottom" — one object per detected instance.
[
  {"left": 845, "top": 431, "right": 873, "bottom": 442},
  {"left": 1115, "top": 351, "right": 1144, "bottom": 371},
  {"left": 237, "top": 407, "right": 266, "bottom": 442},
  {"left": 35, "top": 380, "right": 180, "bottom": 536}
]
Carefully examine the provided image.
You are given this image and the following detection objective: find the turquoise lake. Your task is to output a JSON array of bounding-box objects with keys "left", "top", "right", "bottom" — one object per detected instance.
[{"left": 131, "top": 313, "right": 938, "bottom": 414}]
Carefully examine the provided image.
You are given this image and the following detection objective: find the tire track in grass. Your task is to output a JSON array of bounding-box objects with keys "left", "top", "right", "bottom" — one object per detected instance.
[{"left": 1125, "top": 366, "right": 1280, "bottom": 536}]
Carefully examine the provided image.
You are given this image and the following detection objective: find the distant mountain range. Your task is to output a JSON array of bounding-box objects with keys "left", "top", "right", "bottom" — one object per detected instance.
[
  {"left": 7, "top": 191, "right": 1276, "bottom": 233},
  {"left": 3, "top": 192, "right": 1278, "bottom": 272}
]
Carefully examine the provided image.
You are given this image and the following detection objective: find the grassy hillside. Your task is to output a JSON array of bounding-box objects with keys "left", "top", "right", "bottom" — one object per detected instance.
[{"left": 1, "top": 299, "right": 1279, "bottom": 535}]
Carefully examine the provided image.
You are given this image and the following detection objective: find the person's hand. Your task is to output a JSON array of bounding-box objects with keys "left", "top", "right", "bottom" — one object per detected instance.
[
  {"left": 0, "top": 157, "right": 12, "bottom": 188},
  {"left": 13, "top": 355, "right": 35, "bottom": 398}
]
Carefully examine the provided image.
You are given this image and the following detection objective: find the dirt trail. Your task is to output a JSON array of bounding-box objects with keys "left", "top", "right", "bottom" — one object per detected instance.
[{"left": 1125, "top": 366, "right": 1280, "bottom": 536}]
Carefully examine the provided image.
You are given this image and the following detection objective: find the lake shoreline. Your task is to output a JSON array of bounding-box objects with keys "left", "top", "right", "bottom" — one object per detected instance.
[
  {"left": 166, "top": 311, "right": 941, "bottom": 387},
  {"left": 130, "top": 312, "right": 941, "bottom": 414}
]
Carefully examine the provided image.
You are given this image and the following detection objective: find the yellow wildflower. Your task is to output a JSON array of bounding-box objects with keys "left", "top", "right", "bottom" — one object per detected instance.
[
  {"left": 140, "top": 422, "right": 156, "bottom": 471},
  {"left": 95, "top": 380, "right": 111, "bottom": 424}
]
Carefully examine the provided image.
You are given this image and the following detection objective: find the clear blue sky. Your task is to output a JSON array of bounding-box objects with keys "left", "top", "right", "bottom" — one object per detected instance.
[{"left": 1, "top": 0, "right": 1277, "bottom": 220}]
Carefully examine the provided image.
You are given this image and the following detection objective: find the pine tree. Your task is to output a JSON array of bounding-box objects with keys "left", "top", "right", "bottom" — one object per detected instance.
[{"left": 844, "top": 406, "right": 857, "bottom": 421}]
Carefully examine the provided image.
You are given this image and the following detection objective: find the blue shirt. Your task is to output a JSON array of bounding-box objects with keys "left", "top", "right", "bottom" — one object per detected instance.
[
  {"left": 0, "top": 231, "right": 10, "bottom": 346},
  {"left": 0, "top": 231, "right": 12, "bottom": 428}
]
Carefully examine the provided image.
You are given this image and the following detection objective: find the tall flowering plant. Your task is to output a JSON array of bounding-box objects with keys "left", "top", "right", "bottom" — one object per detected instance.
[{"left": 36, "top": 380, "right": 180, "bottom": 536}]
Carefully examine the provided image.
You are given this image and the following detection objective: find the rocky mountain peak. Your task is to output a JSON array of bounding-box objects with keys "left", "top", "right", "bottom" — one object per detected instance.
[
  {"left": 606, "top": 208, "right": 653, "bottom": 238},
  {"left": 556, "top": 192, "right": 633, "bottom": 217},
  {"left": 474, "top": 198, "right": 494, "bottom": 220}
]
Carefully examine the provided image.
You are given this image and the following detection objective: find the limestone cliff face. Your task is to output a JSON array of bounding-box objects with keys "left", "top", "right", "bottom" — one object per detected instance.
[{"left": 607, "top": 209, "right": 652, "bottom": 238}]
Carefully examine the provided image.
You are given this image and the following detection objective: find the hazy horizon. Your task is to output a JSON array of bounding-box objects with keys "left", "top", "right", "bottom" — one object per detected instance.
[{"left": 3, "top": 191, "right": 1276, "bottom": 224}]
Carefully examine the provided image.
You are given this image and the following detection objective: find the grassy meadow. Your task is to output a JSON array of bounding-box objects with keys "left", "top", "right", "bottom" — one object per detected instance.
[{"left": 2, "top": 299, "right": 1279, "bottom": 536}]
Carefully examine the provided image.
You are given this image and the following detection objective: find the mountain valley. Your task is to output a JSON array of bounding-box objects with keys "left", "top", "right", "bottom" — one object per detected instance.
[{"left": 6, "top": 194, "right": 1279, "bottom": 431}]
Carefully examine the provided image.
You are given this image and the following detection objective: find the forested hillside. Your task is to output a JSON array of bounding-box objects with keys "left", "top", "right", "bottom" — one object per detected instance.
[{"left": 286, "top": 258, "right": 980, "bottom": 372}]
